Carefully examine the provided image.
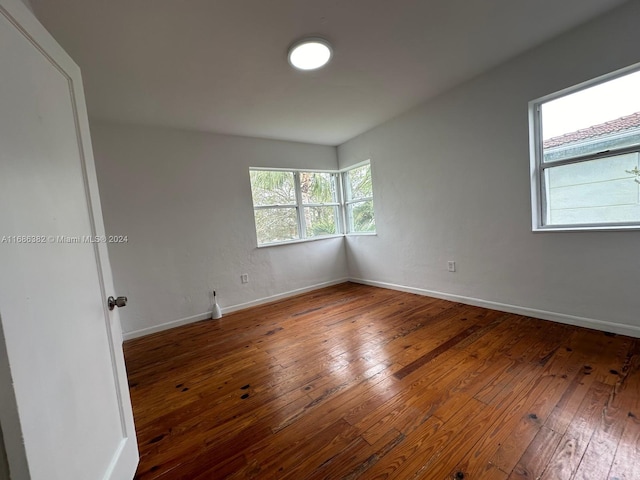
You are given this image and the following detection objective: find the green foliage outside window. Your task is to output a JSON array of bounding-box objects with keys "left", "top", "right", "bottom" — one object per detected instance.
[
  {"left": 350, "top": 201, "right": 376, "bottom": 233},
  {"left": 250, "top": 170, "right": 340, "bottom": 244},
  {"left": 344, "top": 164, "right": 375, "bottom": 233}
]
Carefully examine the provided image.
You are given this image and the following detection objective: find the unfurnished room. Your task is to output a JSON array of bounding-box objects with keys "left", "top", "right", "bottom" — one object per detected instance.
[{"left": 1, "top": 0, "right": 640, "bottom": 479}]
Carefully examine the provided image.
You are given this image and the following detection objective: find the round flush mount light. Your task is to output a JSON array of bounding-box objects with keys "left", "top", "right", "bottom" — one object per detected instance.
[{"left": 288, "top": 37, "right": 333, "bottom": 71}]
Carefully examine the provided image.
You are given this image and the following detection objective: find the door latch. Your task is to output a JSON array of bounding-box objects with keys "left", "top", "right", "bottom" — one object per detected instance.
[{"left": 108, "top": 296, "right": 128, "bottom": 310}]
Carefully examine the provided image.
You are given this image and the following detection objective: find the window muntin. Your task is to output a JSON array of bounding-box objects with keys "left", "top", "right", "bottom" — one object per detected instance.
[
  {"left": 531, "top": 66, "right": 640, "bottom": 230},
  {"left": 343, "top": 162, "right": 376, "bottom": 234}
]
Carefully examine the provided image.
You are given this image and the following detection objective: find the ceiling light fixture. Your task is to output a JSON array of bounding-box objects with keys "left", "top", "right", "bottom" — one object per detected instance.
[{"left": 288, "top": 37, "right": 333, "bottom": 71}]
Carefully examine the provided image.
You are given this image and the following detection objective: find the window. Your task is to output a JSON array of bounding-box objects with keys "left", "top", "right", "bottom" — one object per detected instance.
[
  {"left": 343, "top": 162, "right": 376, "bottom": 233},
  {"left": 300, "top": 171, "right": 341, "bottom": 238},
  {"left": 250, "top": 170, "right": 300, "bottom": 244},
  {"left": 250, "top": 169, "right": 340, "bottom": 245},
  {"left": 249, "top": 161, "right": 376, "bottom": 246},
  {"left": 530, "top": 66, "right": 640, "bottom": 230}
]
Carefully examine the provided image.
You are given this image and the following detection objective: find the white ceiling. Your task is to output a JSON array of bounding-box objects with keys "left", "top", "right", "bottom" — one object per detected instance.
[{"left": 31, "top": 0, "right": 626, "bottom": 146}]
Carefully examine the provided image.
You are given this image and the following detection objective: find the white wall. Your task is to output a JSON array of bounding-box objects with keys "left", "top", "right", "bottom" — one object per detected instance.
[
  {"left": 91, "top": 122, "right": 347, "bottom": 338},
  {"left": 338, "top": 0, "right": 640, "bottom": 336}
]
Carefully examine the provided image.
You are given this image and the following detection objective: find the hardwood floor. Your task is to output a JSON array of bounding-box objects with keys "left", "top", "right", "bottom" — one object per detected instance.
[{"left": 124, "top": 283, "right": 640, "bottom": 479}]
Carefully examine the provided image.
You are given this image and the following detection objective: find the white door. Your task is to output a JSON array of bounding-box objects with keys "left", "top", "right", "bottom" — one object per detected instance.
[{"left": 0, "top": 0, "right": 138, "bottom": 478}]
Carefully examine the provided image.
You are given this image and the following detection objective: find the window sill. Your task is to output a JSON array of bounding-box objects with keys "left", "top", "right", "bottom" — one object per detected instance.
[
  {"left": 256, "top": 234, "right": 344, "bottom": 248},
  {"left": 532, "top": 224, "right": 640, "bottom": 232},
  {"left": 345, "top": 232, "right": 377, "bottom": 237}
]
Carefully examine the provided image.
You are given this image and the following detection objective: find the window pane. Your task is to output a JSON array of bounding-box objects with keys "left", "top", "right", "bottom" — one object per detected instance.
[
  {"left": 544, "top": 152, "right": 640, "bottom": 226},
  {"left": 253, "top": 207, "right": 299, "bottom": 244},
  {"left": 300, "top": 172, "right": 337, "bottom": 204},
  {"left": 541, "top": 70, "right": 640, "bottom": 163},
  {"left": 303, "top": 206, "right": 338, "bottom": 237},
  {"left": 347, "top": 200, "right": 376, "bottom": 233},
  {"left": 345, "top": 164, "right": 373, "bottom": 200},
  {"left": 250, "top": 170, "right": 296, "bottom": 205}
]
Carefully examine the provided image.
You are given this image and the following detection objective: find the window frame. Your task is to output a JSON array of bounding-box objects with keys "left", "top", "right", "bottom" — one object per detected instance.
[
  {"left": 250, "top": 167, "right": 343, "bottom": 246},
  {"left": 342, "top": 160, "right": 376, "bottom": 235},
  {"left": 529, "top": 63, "right": 640, "bottom": 232},
  {"left": 250, "top": 169, "right": 301, "bottom": 244},
  {"left": 299, "top": 170, "right": 343, "bottom": 239},
  {"left": 249, "top": 161, "right": 377, "bottom": 247}
]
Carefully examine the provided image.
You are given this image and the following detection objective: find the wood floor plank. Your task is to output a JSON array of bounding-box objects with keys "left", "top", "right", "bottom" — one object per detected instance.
[
  {"left": 541, "top": 381, "right": 611, "bottom": 480},
  {"left": 123, "top": 282, "right": 639, "bottom": 479},
  {"left": 457, "top": 350, "right": 579, "bottom": 476},
  {"left": 390, "top": 305, "right": 505, "bottom": 368},
  {"left": 393, "top": 317, "right": 497, "bottom": 379},
  {"left": 306, "top": 427, "right": 404, "bottom": 480},
  {"left": 607, "top": 414, "right": 640, "bottom": 480},
  {"left": 507, "top": 426, "right": 562, "bottom": 480},
  {"left": 361, "top": 409, "right": 462, "bottom": 479},
  {"left": 431, "top": 363, "right": 557, "bottom": 479},
  {"left": 352, "top": 325, "right": 537, "bottom": 443},
  {"left": 491, "top": 359, "right": 577, "bottom": 471},
  {"left": 605, "top": 341, "right": 640, "bottom": 480}
]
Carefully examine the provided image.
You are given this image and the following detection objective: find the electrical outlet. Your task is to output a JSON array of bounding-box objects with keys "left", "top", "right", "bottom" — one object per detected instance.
[
  {"left": 241, "top": 274, "right": 249, "bottom": 284},
  {"left": 447, "top": 261, "right": 456, "bottom": 272}
]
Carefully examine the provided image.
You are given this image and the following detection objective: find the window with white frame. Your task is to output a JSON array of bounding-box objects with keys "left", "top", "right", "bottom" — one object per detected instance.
[
  {"left": 343, "top": 162, "right": 376, "bottom": 234},
  {"left": 249, "top": 170, "right": 299, "bottom": 244},
  {"left": 530, "top": 66, "right": 640, "bottom": 230},
  {"left": 249, "top": 162, "right": 376, "bottom": 246},
  {"left": 300, "top": 171, "right": 341, "bottom": 238},
  {"left": 249, "top": 169, "right": 341, "bottom": 245}
]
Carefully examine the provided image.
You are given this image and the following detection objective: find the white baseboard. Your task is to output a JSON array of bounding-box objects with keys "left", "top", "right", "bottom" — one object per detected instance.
[
  {"left": 349, "top": 277, "right": 640, "bottom": 338},
  {"left": 122, "top": 311, "right": 213, "bottom": 340},
  {"left": 220, "top": 277, "right": 349, "bottom": 315},
  {"left": 123, "top": 276, "right": 640, "bottom": 340},
  {"left": 122, "top": 277, "right": 349, "bottom": 340}
]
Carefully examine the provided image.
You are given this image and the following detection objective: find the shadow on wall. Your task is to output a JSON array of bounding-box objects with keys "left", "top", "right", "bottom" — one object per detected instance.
[
  {"left": 0, "top": 313, "right": 27, "bottom": 480},
  {"left": 0, "top": 422, "right": 8, "bottom": 480}
]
